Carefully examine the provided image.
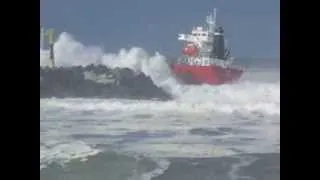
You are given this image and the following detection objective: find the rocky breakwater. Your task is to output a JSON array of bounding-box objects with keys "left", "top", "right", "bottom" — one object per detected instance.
[{"left": 40, "top": 64, "right": 172, "bottom": 100}]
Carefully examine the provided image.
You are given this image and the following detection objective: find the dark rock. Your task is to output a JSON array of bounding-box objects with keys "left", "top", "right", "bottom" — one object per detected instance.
[{"left": 40, "top": 64, "right": 172, "bottom": 100}]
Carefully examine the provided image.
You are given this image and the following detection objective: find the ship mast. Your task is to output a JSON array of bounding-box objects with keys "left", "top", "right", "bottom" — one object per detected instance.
[{"left": 206, "top": 8, "right": 217, "bottom": 33}]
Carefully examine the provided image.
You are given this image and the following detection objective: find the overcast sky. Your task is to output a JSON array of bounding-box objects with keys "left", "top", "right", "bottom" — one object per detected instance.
[{"left": 41, "top": 0, "right": 279, "bottom": 59}]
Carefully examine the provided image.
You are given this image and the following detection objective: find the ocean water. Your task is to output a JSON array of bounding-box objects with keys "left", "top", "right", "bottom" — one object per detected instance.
[{"left": 40, "top": 33, "right": 280, "bottom": 180}]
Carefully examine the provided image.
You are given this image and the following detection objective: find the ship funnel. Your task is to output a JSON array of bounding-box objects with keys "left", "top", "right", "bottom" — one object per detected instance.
[{"left": 213, "top": 26, "right": 225, "bottom": 60}]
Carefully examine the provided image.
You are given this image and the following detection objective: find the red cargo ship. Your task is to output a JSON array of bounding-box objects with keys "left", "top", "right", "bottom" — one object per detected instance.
[{"left": 171, "top": 8, "right": 244, "bottom": 85}]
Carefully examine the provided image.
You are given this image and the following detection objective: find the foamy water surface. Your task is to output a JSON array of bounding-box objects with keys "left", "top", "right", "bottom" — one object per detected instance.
[{"left": 40, "top": 33, "right": 280, "bottom": 179}]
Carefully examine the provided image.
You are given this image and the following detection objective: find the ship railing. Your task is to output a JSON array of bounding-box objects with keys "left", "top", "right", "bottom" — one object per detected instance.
[
  {"left": 212, "top": 58, "right": 244, "bottom": 70},
  {"left": 176, "top": 56, "right": 244, "bottom": 70},
  {"left": 209, "top": 58, "right": 229, "bottom": 67}
]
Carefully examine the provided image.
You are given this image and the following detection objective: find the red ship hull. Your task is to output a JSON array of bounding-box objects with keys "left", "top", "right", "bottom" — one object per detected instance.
[{"left": 171, "top": 64, "right": 243, "bottom": 85}]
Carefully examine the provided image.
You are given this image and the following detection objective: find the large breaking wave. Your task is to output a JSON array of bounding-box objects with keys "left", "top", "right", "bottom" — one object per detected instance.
[{"left": 40, "top": 32, "right": 182, "bottom": 99}]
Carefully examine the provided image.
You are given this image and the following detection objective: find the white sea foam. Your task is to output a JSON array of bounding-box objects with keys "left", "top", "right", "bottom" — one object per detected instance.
[{"left": 40, "top": 32, "right": 280, "bottom": 175}]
